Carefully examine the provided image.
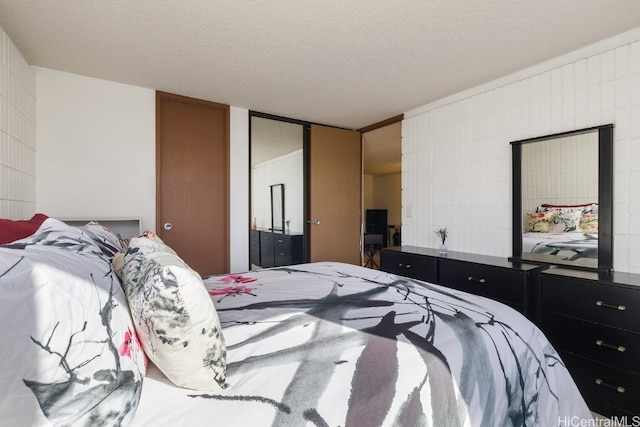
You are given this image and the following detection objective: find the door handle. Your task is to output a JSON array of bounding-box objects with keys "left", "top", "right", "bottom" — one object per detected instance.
[
  {"left": 163, "top": 223, "right": 173, "bottom": 231},
  {"left": 307, "top": 219, "right": 321, "bottom": 225}
]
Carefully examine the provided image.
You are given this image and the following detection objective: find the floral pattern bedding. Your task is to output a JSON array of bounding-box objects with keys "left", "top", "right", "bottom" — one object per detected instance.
[
  {"left": 522, "top": 231, "right": 598, "bottom": 260},
  {"left": 133, "top": 262, "right": 592, "bottom": 427},
  {"left": 0, "top": 219, "right": 145, "bottom": 426}
]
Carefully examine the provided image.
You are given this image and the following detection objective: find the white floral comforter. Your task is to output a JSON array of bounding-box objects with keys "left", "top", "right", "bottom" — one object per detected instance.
[{"left": 133, "top": 262, "right": 592, "bottom": 427}]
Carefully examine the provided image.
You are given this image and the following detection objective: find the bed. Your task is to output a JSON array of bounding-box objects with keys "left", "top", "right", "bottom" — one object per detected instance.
[
  {"left": 523, "top": 203, "right": 599, "bottom": 263},
  {"left": 522, "top": 231, "right": 598, "bottom": 261},
  {"left": 0, "top": 216, "right": 593, "bottom": 426}
]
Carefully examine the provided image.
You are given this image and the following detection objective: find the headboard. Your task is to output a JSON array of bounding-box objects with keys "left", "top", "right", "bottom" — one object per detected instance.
[{"left": 62, "top": 218, "right": 142, "bottom": 240}]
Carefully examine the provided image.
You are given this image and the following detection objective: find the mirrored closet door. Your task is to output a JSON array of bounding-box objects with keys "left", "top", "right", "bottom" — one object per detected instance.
[{"left": 250, "top": 114, "right": 306, "bottom": 269}]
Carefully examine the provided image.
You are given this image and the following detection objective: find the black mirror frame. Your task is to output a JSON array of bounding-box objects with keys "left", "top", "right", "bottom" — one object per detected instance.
[
  {"left": 510, "top": 124, "right": 613, "bottom": 272},
  {"left": 270, "top": 183, "right": 285, "bottom": 231}
]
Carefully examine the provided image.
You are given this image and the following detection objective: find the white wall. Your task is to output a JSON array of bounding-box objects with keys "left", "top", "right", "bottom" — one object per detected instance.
[
  {"left": 373, "top": 173, "right": 401, "bottom": 229},
  {"left": 521, "top": 132, "right": 598, "bottom": 214},
  {"left": 229, "top": 107, "right": 249, "bottom": 272},
  {"left": 34, "top": 67, "right": 250, "bottom": 272},
  {"left": 402, "top": 29, "right": 640, "bottom": 273},
  {"left": 0, "top": 25, "right": 36, "bottom": 219},
  {"left": 251, "top": 149, "right": 304, "bottom": 233},
  {"left": 35, "top": 67, "right": 156, "bottom": 229},
  {"left": 363, "top": 175, "right": 374, "bottom": 210}
]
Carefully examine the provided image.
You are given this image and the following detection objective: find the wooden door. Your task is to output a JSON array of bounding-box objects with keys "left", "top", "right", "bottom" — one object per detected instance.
[
  {"left": 309, "top": 124, "right": 361, "bottom": 264},
  {"left": 156, "top": 92, "right": 229, "bottom": 276}
]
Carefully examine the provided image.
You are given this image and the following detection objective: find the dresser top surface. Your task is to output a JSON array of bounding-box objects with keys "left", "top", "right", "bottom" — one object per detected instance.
[
  {"left": 383, "top": 245, "right": 546, "bottom": 272},
  {"left": 542, "top": 267, "right": 640, "bottom": 287},
  {"left": 251, "top": 228, "right": 303, "bottom": 237}
]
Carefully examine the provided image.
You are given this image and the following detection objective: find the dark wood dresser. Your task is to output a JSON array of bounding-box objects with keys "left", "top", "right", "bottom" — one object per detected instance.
[
  {"left": 381, "top": 247, "right": 640, "bottom": 416},
  {"left": 250, "top": 229, "right": 303, "bottom": 268},
  {"left": 540, "top": 268, "right": 640, "bottom": 417},
  {"left": 381, "top": 246, "right": 546, "bottom": 319}
]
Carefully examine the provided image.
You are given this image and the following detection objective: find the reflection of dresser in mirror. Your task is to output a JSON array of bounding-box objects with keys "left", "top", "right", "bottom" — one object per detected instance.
[{"left": 250, "top": 229, "right": 303, "bottom": 268}]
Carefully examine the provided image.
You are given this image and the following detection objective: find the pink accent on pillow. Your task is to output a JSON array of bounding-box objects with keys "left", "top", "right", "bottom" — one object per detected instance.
[{"left": 0, "top": 213, "right": 49, "bottom": 244}]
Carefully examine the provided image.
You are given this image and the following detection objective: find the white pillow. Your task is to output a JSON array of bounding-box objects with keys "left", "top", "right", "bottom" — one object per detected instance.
[
  {"left": 549, "top": 210, "right": 582, "bottom": 233},
  {"left": 122, "top": 234, "right": 228, "bottom": 390},
  {"left": 81, "top": 220, "right": 125, "bottom": 259}
]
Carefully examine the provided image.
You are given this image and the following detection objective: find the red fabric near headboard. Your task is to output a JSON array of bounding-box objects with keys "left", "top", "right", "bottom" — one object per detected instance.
[{"left": 0, "top": 213, "right": 48, "bottom": 244}]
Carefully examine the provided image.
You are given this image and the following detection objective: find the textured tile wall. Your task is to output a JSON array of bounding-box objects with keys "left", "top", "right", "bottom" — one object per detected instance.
[
  {"left": 521, "top": 132, "right": 598, "bottom": 214},
  {"left": 0, "top": 25, "right": 36, "bottom": 219},
  {"left": 402, "top": 31, "right": 640, "bottom": 273}
]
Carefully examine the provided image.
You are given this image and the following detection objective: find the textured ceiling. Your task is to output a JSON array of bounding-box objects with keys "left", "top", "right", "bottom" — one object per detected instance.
[{"left": 1, "top": 1, "right": 640, "bottom": 129}]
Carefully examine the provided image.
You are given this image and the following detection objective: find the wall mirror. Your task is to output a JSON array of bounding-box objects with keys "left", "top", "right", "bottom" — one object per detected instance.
[
  {"left": 250, "top": 113, "right": 305, "bottom": 235},
  {"left": 270, "top": 184, "right": 285, "bottom": 231},
  {"left": 511, "top": 124, "right": 613, "bottom": 271}
]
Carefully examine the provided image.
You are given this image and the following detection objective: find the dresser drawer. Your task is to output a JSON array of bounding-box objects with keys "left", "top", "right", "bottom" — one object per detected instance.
[
  {"left": 380, "top": 250, "right": 437, "bottom": 283},
  {"left": 275, "top": 251, "right": 292, "bottom": 266},
  {"left": 543, "top": 313, "right": 640, "bottom": 374},
  {"left": 249, "top": 230, "right": 261, "bottom": 265},
  {"left": 274, "top": 234, "right": 303, "bottom": 266},
  {"left": 250, "top": 246, "right": 261, "bottom": 266},
  {"left": 260, "top": 232, "right": 274, "bottom": 245},
  {"left": 250, "top": 237, "right": 261, "bottom": 252},
  {"left": 260, "top": 248, "right": 274, "bottom": 267},
  {"left": 259, "top": 232, "right": 275, "bottom": 267},
  {"left": 561, "top": 351, "right": 640, "bottom": 417},
  {"left": 541, "top": 275, "right": 640, "bottom": 332},
  {"left": 438, "top": 258, "right": 526, "bottom": 307},
  {"left": 273, "top": 234, "right": 292, "bottom": 253},
  {"left": 274, "top": 235, "right": 293, "bottom": 266}
]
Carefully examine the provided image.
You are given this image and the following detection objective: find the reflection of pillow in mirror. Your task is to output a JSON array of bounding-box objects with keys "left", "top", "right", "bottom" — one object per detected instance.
[
  {"left": 550, "top": 210, "right": 582, "bottom": 233},
  {"left": 526, "top": 211, "right": 554, "bottom": 232},
  {"left": 541, "top": 203, "right": 598, "bottom": 214},
  {"left": 580, "top": 213, "right": 598, "bottom": 234}
]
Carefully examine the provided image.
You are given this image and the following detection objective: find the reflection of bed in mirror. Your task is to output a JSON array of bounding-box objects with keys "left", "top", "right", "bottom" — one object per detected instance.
[
  {"left": 511, "top": 124, "right": 613, "bottom": 271},
  {"left": 522, "top": 232, "right": 597, "bottom": 263},
  {"left": 522, "top": 202, "right": 599, "bottom": 264}
]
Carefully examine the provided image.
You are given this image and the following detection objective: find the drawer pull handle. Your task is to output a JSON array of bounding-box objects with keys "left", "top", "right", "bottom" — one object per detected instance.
[
  {"left": 595, "top": 378, "right": 625, "bottom": 394},
  {"left": 467, "top": 276, "right": 486, "bottom": 283},
  {"left": 595, "top": 339, "right": 626, "bottom": 353},
  {"left": 277, "top": 239, "right": 284, "bottom": 243},
  {"left": 398, "top": 263, "right": 412, "bottom": 269},
  {"left": 279, "top": 252, "right": 285, "bottom": 256},
  {"left": 595, "top": 300, "right": 626, "bottom": 311}
]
